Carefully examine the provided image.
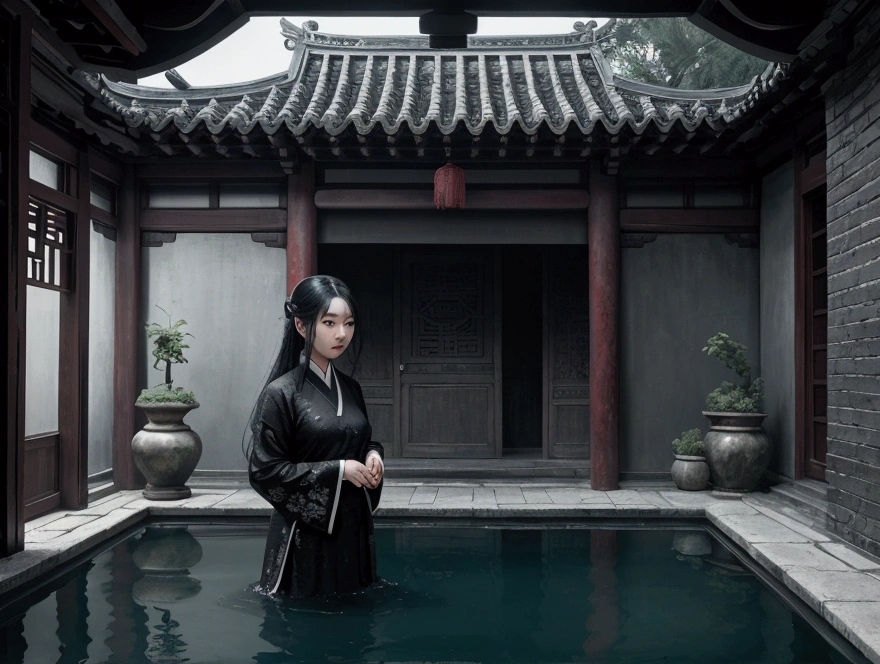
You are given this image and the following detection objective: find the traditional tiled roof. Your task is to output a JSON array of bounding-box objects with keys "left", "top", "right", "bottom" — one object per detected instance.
[{"left": 83, "top": 19, "right": 783, "bottom": 148}]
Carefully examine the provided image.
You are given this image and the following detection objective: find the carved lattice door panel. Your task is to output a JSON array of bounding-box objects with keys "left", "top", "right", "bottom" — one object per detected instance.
[
  {"left": 543, "top": 246, "right": 590, "bottom": 459},
  {"left": 398, "top": 247, "right": 501, "bottom": 458}
]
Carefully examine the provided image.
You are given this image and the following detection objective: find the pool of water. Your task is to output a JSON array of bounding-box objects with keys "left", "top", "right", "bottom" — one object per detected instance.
[{"left": 0, "top": 523, "right": 855, "bottom": 664}]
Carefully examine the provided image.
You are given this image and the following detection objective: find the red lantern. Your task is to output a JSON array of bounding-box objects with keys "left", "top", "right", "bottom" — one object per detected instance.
[{"left": 434, "top": 163, "right": 466, "bottom": 210}]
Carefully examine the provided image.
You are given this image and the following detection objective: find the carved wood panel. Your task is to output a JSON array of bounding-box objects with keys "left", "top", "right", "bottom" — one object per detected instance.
[
  {"left": 410, "top": 262, "right": 484, "bottom": 358},
  {"left": 544, "top": 246, "right": 590, "bottom": 459}
]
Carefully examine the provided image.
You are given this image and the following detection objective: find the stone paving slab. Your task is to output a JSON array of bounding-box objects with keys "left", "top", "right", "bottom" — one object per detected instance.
[
  {"left": 409, "top": 486, "right": 439, "bottom": 504},
  {"left": 37, "top": 515, "right": 102, "bottom": 531},
  {"left": 544, "top": 488, "right": 583, "bottom": 504},
  {"left": 522, "top": 488, "right": 552, "bottom": 504},
  {"left": 493, "top": 486, "right": 526, "bottom": 504},
  {"left": 784, "top": 570, "right": 880, "bottom": 614},
  {"left": 577, "top": 490, "right": 614, "bottom": 504},
  {"left": 820, "top": 542, "right": 880, "bottom": 571},
  {"left": 825, "top": 601, "right": 880, "bottom": 663},
  {"left": 751, "top": 542, "right": 852, "bottom": 578},
  {"left": 743, "top": 496, "right": 832, "bottom": 542},
  {"left": 3, "top": 483, "right": 880, "bottom": 664}
]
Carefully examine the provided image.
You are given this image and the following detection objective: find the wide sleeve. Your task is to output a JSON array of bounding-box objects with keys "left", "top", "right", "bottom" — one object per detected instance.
[{"left": 248, "top": 386, "right": 345, "bottom": 534}]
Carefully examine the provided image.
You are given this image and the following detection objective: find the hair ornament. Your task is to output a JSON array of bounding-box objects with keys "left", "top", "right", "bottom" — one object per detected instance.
[{"left": 284, "top": 300, "right": 298, "bottom": 318}]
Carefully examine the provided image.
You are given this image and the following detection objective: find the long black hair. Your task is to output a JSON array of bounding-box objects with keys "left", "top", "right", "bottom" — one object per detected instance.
[{"left": 244, "top": 275, "right": 362, "bottom": 458}]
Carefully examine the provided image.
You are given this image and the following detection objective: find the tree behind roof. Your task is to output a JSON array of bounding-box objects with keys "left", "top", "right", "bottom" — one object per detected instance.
[{"left": 599, "top": 17, "right": 768, "bottom": 89}]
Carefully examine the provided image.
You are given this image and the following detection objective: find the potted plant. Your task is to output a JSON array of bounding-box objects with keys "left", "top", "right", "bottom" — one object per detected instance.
[
  {"left": 701, "top": 332, "right": 770, "bottom": 494},
  {"left": 131, "top": 307, "right": 202, "bottom": 500},
  {"left": 671, "top": 428, "right": 709, "bottom": 491}
]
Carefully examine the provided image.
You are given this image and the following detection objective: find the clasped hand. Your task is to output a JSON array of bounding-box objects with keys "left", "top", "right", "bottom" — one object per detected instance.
[{"left": 344, "top": 458, "right": 382, "bottom": 488}]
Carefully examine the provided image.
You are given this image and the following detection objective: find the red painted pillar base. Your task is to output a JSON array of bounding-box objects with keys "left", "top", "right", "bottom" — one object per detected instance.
[
  {"left": 286, "top": 163, "right": 317, "bottom": 294},
  {"left": 588, "top": 162, "right": 620, "bottom": 491}
]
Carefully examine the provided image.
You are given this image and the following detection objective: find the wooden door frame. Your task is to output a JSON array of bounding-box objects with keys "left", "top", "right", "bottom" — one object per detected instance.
[
  {"left": 3, "top": 6, "right": 32, "bottom": 555},
  {"left": 23, "top": 123, "right": 93, "bottom": 516},
  {"left": 794, "top": 136, "right": 828, "bottom": 481}
]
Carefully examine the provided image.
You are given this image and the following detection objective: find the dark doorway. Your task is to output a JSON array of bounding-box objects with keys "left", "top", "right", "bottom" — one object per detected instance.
[{"left": 502, "top": 246, "right": 543, "bottom": 454}]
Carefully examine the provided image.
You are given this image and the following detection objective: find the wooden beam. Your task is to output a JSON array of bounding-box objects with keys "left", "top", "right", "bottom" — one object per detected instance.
[
  {"left": 619, "top": 208, "right": 759, "bottom": 233},
  {"left": 80, "top": 0, "right": 146, "bottom": 56},
  {"left": 135, "top": 160, "right": 285, "bottom": 179},
  {"left": 588, "top": 162, "right": 619, "bottom": 491},
  {"left": 3, "top": 8, "right": 31, "bottom": 555},
  {"left": 29, "top": 180, "right": 79, "bottom": 213},
  {"left": 58, "top": 149, "right": 90, "bottom": 510},
  {"left": 112, "top": 166, "right": 143, "bottom": 490},
  {"left": 314, "top": 188, "right": 591, "bottom": 210},
  {"left": 139, "top": 208, "right": 287, "bottom": 233},
  {"left": 287, "top": 164, "right": 317, "bottom": 293},
  {"left": 30, "top": 122, "right": 79, "bottom": 164},
  {"left": 88, "top": 147, "right": 123, "bottom": 183}
]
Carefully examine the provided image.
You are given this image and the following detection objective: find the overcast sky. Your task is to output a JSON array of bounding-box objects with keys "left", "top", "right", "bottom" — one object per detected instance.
[{"left": 137, "top": 16, "right": 609, "bottom": 88}]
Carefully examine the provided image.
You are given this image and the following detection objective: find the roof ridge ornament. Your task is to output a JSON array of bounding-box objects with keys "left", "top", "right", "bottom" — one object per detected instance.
[
  {"left": 281, "top": 18, "right": 366, "bottom": 51},
  {"left": 573, "top": 20, "right": 598, "bottom": 42}
]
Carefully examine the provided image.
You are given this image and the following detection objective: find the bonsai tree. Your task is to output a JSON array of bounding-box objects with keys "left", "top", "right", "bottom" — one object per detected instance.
[
  {"left": 137, "top": 306, "right": 196, "bottom": 404},
  {"left": 672, "top": 428, "right": 704, "bottom": 457},
  {"left": 702, "top": 332, "right": 764, "bottom": 413}
]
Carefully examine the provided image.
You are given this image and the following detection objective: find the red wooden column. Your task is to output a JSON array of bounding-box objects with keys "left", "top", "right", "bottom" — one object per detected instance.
[
  {"left": 286, "top": 162, "right": 317, "bottom": 293},
  {"left": 3, "top": 8, "right": 32, "bottom": 555},
  {"left": 588, "top": 162, "right": 620, "bottom": 491},
  {"left": 112, "top": 165, "right": 144, "bottom": 489}
]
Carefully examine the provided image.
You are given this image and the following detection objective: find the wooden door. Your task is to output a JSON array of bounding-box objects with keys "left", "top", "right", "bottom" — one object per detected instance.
[
  {"left": 804, "top": 188, "right": 828, "bottom": 480},
  {"left": 398, "top": 247, "right": 501, "bottom": 458},
  {"left": 543, "top": 246, "right": 590, "bottom": 459}
]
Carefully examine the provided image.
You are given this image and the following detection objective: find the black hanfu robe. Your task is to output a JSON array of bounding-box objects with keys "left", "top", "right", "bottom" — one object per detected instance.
[{"left": 249, "top": 361, "right": 383, "bottom": 597}]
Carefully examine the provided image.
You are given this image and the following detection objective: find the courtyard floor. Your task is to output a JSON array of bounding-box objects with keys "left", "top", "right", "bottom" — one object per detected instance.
[{"left": 2, "top": 481, "right": 880, "bottom": 663}]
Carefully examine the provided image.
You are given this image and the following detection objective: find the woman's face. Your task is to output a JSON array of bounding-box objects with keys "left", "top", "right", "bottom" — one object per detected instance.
[{"left": 296, "top": 296, "right": 355, "bottom": 364}]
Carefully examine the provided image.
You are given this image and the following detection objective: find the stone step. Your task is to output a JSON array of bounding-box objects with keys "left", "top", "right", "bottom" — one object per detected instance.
[
  {"left": 190, "top": 456, "right": 592, "bottom": 486},
  {"left": 770, "top": 481, "right": 832, "bottom": 524},
  {"left": 747, "top": 491, "right": 830, "bottom": 533},
  {"left": 788, "top": 478, "right": 828, "bottom": 502}
]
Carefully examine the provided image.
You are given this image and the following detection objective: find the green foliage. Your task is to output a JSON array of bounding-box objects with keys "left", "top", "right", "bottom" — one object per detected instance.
[
  {"left": 136, "top": 385, "right": 196, "bottom": 404},
  {"left": 702, "top": 333, "right": 764, "bottom": 413},
  {"left": 145, "top": 305, "right": 193, "bottom": 388},
  {"left": 672, "top": 428, "right": 704, "bottom": 456},
  {"left": 599, "top": 17, "right": 768, "bottom": 89}
]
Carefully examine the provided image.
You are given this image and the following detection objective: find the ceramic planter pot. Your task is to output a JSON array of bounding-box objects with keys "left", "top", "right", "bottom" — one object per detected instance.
[
  {"left": 702, "top": 411, "right": 771, "bottom": 495},
  {"left": 132, "top": 402, "right": 202, "bottom": 500},
  {"left": 671, "top": 454, "right": 710, "bottom": 491}
]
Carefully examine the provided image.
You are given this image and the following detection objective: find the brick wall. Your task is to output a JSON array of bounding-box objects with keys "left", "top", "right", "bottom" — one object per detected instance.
[{"left": 824, "top": 5, "right": 880, "bottom": 556}]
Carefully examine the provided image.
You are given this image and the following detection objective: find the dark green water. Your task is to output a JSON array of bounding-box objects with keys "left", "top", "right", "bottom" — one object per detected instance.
[{"left": 0, "top": 525, "right": 852, "bottom": 664}]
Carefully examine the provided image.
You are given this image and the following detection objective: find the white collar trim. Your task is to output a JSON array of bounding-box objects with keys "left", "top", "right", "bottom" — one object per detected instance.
[
  {"left": 309, "top": 359, "right": 343, "bottom": 416},
  {"left": 309, "top": 359, "right": 334, "bottom": 389}
]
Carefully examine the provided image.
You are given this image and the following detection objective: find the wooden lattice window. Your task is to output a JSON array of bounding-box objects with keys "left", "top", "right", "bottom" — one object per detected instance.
[{"left": 27, "top": 198, "right": 73, "bottom": 290}]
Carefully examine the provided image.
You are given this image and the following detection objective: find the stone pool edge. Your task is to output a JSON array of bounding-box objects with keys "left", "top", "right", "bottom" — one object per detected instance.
[{"left": 2, "top": 486, "right": 880, "bottom": 664}]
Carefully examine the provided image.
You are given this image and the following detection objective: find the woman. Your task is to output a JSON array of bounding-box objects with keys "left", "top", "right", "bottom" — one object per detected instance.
[{"left": 247, "top": 275, "right": 384, "bottom": 597}]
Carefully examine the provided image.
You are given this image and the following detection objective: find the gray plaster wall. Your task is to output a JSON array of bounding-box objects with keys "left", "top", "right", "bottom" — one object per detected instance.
[
  {"left": 142, "top": 233, "right": 287, "bottom": 471},
  {"left": 25, "top": 285, "right": 60, "bottom": 436},
  {"left": 759, "top": 161, "right": 796, "bottom": 479},
  {"left": 620, "top": 234, "right": 760, "bottom": 477},
  {"left": 88, "top": 225, "right": 116, "bottom": 477}
]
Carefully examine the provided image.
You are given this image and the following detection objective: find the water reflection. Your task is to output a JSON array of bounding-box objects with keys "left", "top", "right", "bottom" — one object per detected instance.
[
  {"left": 132, "top": 526, "right": 203, "bottom": 605},
  {"left": 0, "top": 525, "right": 854, "bottom": 664},
  {"left": 584, "top": 530, "right": 619, "bottom": 660},
  {"left": 131, "top": 526, "right": 203, "bottom": 664}
]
